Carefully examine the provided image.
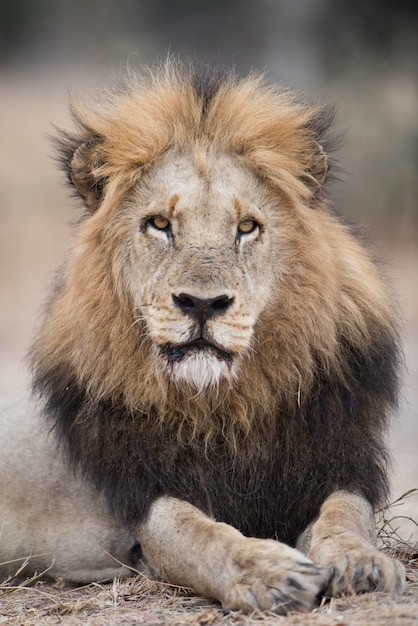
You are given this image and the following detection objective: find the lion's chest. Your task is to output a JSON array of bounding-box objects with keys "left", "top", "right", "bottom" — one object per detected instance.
[{"left": 123, "top": 432, "right": 331, "bottom": 546}]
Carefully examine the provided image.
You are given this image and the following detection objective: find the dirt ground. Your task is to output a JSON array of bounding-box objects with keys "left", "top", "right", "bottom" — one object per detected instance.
[
  {"left": 0, "top": 74, "right": 417, "bottom": 624},
  {"left": 1, "top": 544, "right": 417, "bottom": 626}
]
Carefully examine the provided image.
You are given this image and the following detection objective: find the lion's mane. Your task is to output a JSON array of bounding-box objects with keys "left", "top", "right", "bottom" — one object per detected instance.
[{"left": 31, "top": 61, "right": 399, "bottom": 546}]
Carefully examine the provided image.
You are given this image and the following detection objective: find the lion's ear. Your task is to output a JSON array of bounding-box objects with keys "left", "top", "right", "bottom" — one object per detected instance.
[
  {"left": 304, "top": 142, "right": 329, "bottom": 191},
  {"left": 302, "top": 105, "right": 334, "bottom": 194},
  {"left": 67, "top": 137, "right": 107, "bottom": 212},
  {"left": 60, "top": 136, "right": 107, "bottom": 212}
]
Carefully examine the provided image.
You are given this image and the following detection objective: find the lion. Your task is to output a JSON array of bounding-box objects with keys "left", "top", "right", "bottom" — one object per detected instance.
[{"left": 0, "top": 60, "right": 405, "bottom": 613}]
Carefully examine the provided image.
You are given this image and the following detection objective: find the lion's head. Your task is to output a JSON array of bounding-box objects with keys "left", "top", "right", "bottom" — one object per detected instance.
[{"left": 37, "top": 64, "right": 343, "bottom": 403}]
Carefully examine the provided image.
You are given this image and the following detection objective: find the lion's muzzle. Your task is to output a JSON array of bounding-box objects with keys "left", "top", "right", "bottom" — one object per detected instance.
[
  {"left": 153, "top": 292, "right": 237, "bottom": 391},
  {"left": 159, "top": 292, "right": 237, "bottom": 387}
]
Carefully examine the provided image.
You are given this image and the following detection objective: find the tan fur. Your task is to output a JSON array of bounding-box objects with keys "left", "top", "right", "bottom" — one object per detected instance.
[
  {"left": 139, "top": 497, "right": 328, "bottom": 613},
  {"left": 0, "top": 393, "right": 138, "bottom": 582},
  {"left": 138, "top": 492, "right": 404, "bottom": 613},
  {"left": 297, "top": 492, "right": 405, "bottom": 596}
]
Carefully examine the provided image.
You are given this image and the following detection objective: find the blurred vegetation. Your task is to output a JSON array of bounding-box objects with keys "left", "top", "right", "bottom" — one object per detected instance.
[
  {"left": 1, "top": 0, "right": 416, "bottom": 69},
  {"left": 0, "top": 0, "right": 417, "bottom": 241}
]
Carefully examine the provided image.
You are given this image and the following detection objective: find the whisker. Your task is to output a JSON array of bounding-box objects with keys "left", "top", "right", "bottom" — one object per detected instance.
[{"left": 126, "top": 316, "right": 145, "bottom": 332}]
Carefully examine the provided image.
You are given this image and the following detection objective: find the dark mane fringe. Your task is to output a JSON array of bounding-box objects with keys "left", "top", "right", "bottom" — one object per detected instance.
[{"left": 189, "top": 63, "right": 233, "bottom": 117}]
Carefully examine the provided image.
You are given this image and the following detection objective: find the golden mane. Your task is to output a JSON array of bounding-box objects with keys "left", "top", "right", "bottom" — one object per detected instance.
[{"left": 59, "top": 61, "right": 332, "bottom": 209}]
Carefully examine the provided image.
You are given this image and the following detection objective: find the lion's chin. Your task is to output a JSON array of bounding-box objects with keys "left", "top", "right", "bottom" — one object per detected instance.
[{"left": 161, "top": 345, "right": 235, "bottom": 393}]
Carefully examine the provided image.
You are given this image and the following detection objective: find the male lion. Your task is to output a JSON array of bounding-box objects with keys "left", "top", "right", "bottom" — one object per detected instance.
[{"left": 0, "top": 61, "right": 405, "bottom": 613}]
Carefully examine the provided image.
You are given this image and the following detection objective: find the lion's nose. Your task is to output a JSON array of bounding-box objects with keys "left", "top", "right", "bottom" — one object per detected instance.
[{"left": 172, "top": 293, "right": 234, "bottom": 322}]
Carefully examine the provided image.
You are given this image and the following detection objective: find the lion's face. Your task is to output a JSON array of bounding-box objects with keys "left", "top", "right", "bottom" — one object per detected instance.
[{"left": 124, "top": 149, "right": 278, "bottom": 392}]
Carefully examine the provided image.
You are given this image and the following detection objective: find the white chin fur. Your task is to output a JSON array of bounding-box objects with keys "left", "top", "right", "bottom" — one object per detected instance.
[{"left": 165, "top": 350, "right": 234, "bottom": 394}]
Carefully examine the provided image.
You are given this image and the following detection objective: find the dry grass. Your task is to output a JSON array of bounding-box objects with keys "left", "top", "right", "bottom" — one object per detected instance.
[
  {"left": 377, "top": 489, "right": 418, "bottom": 555},
  {"left": 1, "top": 492, "right": 417, "bottom": 626},
  {"left": 1, "top": 557, "right": 417, "bottom": 625}
]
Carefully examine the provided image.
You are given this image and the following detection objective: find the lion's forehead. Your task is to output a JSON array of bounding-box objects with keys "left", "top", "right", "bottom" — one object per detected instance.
[{"left": 136, "top": 149, "right": 269, "bottom": 228}]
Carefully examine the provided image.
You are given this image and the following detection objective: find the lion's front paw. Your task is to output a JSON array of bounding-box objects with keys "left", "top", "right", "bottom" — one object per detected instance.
[
  {"left": 309, "top": 533, "right": 405, "bottom": 597},
  {"left": 220, "top": 538, "right": 329, "bottom": 614}
]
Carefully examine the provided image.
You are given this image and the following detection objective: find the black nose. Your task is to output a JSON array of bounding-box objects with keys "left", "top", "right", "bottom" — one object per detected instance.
[{"left": 172, "top": 293, "right": 234, "bottom": 322}]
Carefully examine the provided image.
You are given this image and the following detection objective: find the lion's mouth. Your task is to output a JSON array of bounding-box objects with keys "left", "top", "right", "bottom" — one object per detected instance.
[{"left": 160, "top": 338, "right": 233, "bottom": 365}]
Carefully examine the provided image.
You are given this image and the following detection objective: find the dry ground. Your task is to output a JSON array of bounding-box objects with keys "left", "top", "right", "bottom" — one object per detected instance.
[
  {"left": 1, "top": 545, "right": 417, "bottom": 626},
  {"left": 1, "top": 496, "right": 418, "bottom": 624}
]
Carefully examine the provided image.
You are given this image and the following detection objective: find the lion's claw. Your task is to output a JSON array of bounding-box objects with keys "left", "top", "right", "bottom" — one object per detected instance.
[
  {"left": 311, "top": 535, "right": 406, "bottom": 598},
  {"left": 219, "top": 538, "right": 329, "bottom": 614}
]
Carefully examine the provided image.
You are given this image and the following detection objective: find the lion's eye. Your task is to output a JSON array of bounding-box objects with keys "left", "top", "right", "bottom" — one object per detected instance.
[
  {"left": 237, "top": 219, "right": 258, "bottom": 235},
  {"left": 150, "top": 216, "right": 170, "bottom": 230}
]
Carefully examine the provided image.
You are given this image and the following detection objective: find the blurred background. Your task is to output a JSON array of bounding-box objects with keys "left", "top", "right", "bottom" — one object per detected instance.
[{"left": 0, "top": 0, "right": 417, "bottom": 536}]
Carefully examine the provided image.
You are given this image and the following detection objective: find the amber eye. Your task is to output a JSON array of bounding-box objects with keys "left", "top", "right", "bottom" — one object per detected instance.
[
  {"left": 237, "top": 219, "right": 258, "bottom": 235},
  {"left": 150, "top": 216, "right": 170, "bottom": 230}
]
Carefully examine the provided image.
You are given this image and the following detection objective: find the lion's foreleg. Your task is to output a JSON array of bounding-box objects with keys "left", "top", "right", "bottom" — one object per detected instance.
[
  {"left": 296, "top": 490, "right": 405, "bottom": 596},
  {"left": 137, "top": 496, "right": 328, "bottom": 613}
]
